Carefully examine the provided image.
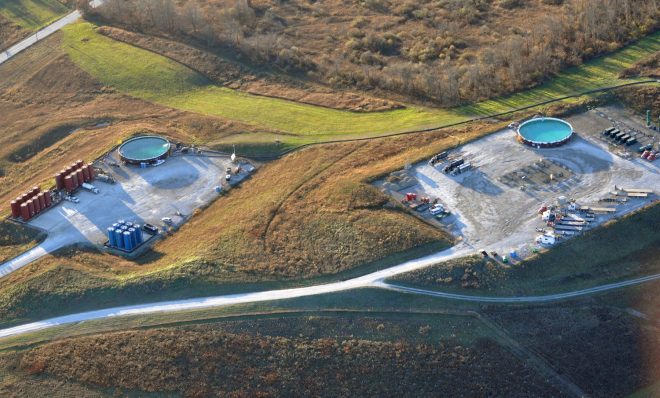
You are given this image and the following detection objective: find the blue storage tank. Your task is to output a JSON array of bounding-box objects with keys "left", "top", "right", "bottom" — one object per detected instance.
[
  {"left": 134, "top": 225, "right": 143, "bottom": 243},
  {"left": 121, "top": 225, "right": 129, "bottom": 232},
  {"left": 114, "top": 229, "right": 125, "bottom": 249},
  {"left": 123, "top": 231, "right": 133, "bottom": 251},
  {"left": 112, "top": 223, "right": 121, "bottom": 230},
  {"left": 128, "top": 228, "right": 137, "bottom": 247},
  {"left": 117, "top": 219, "right": 126, "bottom": 225},
  {"left": 125, "top": 222, "right": 133, "bottom": 229},
  {"left": 107, "top": 227, "right": 116, "bottom": 247}
]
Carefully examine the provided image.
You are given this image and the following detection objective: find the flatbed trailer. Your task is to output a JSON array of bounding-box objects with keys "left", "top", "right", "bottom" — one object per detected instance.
[
  {"left": 586, "top": 206, "right": 617, "bottom": 213},
  {"left": 626, "top": 192, "right": 648, "bottom": 198},
  {"left": 556, "top": 220, "right": 587, "bottom": 226},
  {"left": 623, "top": 188, "right": 653, "bottom": 193},
  {"left": 553, "top": 225, "right": 583, "bottom": 232}
]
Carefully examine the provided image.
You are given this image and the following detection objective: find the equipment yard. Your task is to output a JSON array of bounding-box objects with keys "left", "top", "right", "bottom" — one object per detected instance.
[
  {"left": 376, "top": 109, "right": 659, "bottom": 257},
  {"left": 25, "top": 148, "right": 254, "bottom": 254}
]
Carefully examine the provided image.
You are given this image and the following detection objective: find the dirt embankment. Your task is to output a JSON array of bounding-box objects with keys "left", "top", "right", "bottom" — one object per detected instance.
[{"left": 97, "top": 26, "right": 402, "bottom": 112}]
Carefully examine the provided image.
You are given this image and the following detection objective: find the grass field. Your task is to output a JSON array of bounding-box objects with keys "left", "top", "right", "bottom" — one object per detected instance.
[
  {"left": 0, "top": 0, "right": 69, "bottom": 30},
  {"left": 61, "top": 23, "right": 660, "bottom": 153}
]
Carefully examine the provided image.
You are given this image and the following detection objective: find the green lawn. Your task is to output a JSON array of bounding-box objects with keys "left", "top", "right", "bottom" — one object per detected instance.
[
  {"left": 0, "top": 0, "right": 69, "bottom": 30},
  {"left": 62, "top": 23, "right": 660, "bottom": 151}
]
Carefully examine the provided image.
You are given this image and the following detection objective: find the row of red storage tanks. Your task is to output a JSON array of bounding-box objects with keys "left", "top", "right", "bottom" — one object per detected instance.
[
  {"left": 9, "top": 186, "right": 53, "bottom": 221},
  {"left": 54, "top": 160, "right": 95, "bottom": 192}
]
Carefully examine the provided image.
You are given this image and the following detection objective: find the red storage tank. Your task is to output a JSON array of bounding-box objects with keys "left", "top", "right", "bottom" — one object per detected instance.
[
  {"left": 38, "top": 193, "right": 46, "bottom": 209},
  {"left": 44, "top": 191, "right": 52, "bottom": 207},
  {"left": 10, "top": 200, "right": 20, "bottom": 218},
  {"left": 87, "top": 164, "right": 95, "bottom": 180},
  {"left": 20, "top": 203, "right": 30, "bottom": 220},
  {"left": 31, "top": 186, "right": 40, "bottom": 197},
  {"left": 27, "top": 200, "right": 35, "bottom": 216},
  {"left": 82, "top": 166, "right": 90, "bottom": 182},
  {"left": 20, "top": 193, "right": 28, "bottom": 204},
  {"left": 33, "top": 196, "right": 41, "bottom": 213},
  {"left": 76, "top": 169, "right": 84, "bottom": 186},
  {"left": 55, "top": 172, "right": 65, "bottom": 190},
  {"left": 64, "top": 175, "right": 74, "bottom": 192},
  {"left": 76, "top": 159, "right": 84, "bottom": 168},
  {"left": 71, "top": 172, "right": 79, "bottom": 188}
]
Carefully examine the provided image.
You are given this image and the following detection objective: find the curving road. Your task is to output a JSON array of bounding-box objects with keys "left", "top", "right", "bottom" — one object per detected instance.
[
  {"left": 0, "top": 1, "right": 104, "bottom": 65},
  {"left": 377, "top": 273, "right": 660, "bottom": 303},
  {"left": 1, "top": 242, "right": 659, "bottom": 340}
]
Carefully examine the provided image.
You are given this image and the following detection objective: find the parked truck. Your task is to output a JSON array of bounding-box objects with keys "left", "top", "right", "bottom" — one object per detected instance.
[{"left": 81, "top": 182, "right": 99, "bottom": 194}]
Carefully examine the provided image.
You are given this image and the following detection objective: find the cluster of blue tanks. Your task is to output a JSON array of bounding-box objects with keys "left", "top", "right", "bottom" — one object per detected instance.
[{"left": 107, "top": 219, "right": 144, "bottom": 251}]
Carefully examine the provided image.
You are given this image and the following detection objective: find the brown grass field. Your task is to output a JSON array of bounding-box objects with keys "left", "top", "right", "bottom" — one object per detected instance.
[{"left": 11, "top": 317, "right": 561, "bottom": 397}]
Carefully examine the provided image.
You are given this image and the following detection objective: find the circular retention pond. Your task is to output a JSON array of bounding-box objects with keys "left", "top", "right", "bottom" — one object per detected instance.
[
  {"left": 118, "top": 136, "right": 171, "bottom": 164},
  {"left": 517, "top": 117, "right": 574, "bottom": 148}
]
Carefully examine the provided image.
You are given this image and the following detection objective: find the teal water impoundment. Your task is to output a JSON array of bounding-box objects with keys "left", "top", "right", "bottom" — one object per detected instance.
[
  {"left": 118, "top": 136, "right": 171, "bottom": 163},
  {"left": 517, "top": 118, "right": 573, "bottom": 147}
]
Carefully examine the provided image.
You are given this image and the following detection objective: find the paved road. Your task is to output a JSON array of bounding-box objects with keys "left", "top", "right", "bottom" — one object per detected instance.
[{"left": 0, "top": 0, "right": 104, "bottom": 65}]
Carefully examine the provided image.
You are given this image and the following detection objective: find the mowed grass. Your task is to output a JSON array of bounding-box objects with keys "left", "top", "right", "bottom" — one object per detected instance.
[
  {"left": 0, "top": 0, "right": 69, "bottom": 30},
  {"left": 62, "top": 23, "right": 660, "bottom": 144}
]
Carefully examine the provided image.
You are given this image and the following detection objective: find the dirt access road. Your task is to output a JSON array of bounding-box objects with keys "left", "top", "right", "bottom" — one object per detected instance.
[{"left": 2, "top": 243, "right": 660, "bottom": 340}]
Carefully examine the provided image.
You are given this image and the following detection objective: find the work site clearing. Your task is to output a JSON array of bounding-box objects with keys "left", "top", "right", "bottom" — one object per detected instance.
[
  {"left": 376, "top": 105, "right": 659, "bottom": 263},
  {"left": 1, "top": 141, "right": 254, "bottom": 276}
]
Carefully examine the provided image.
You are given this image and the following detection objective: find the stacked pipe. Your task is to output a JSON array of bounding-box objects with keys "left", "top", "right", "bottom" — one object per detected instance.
[
  {"left": 9, "top": 186, "right": 53, "bottom": 221},
  {"left": 55, "top": 160, "right": 95, "bottom": 193}
]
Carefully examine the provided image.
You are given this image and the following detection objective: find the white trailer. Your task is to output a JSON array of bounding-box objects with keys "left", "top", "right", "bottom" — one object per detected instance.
[{"left": 81, "top": 182, "right": 99, "bottom": 194}]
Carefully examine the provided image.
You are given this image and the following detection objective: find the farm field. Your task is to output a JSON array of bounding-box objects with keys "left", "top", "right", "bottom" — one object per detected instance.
[{"left": 62, "top": 23, "right": 660, "bottom": 154}]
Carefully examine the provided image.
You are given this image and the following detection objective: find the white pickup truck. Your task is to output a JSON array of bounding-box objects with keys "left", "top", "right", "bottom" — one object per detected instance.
[{"left": 81, "top": 182, "right": 100, "bottom": 194}]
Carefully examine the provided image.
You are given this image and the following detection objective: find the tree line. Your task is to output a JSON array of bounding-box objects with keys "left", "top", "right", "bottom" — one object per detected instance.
[{"left": 85, "top": 0, "right": 659, "bottom": 106}]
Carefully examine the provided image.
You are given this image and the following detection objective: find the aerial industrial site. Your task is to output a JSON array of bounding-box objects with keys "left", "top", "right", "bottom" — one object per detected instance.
[{"left": 0, "top": 0, "right": 658, "bottom": 396}]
